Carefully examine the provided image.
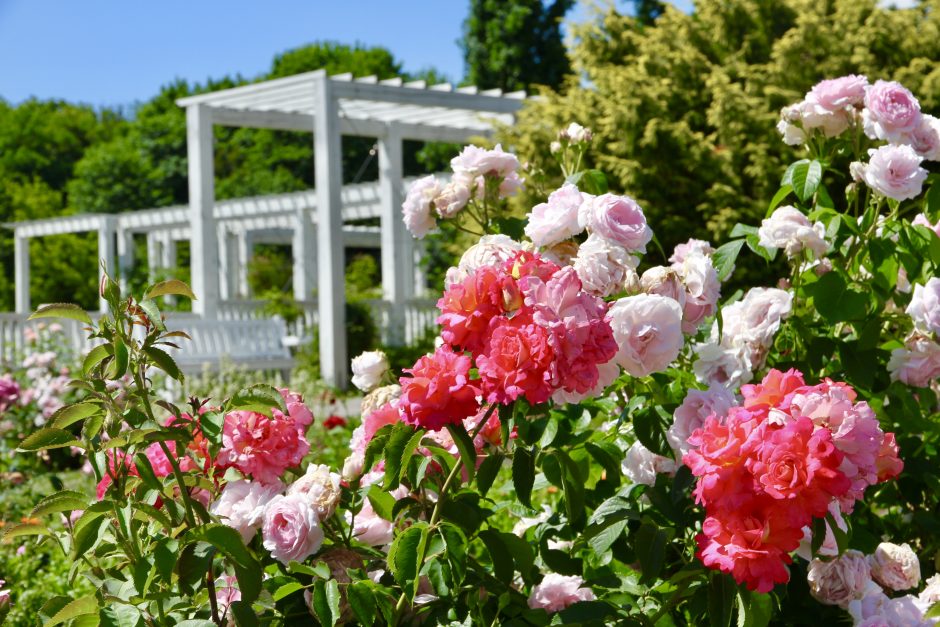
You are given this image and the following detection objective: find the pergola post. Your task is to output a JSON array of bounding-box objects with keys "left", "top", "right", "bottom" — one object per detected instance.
[
  {"left": 146, "top": 233, "right": 161, "bottom": 283},
  {"left": 292, "top": 206, "right": 316, "bottom": 302},
  {"left": 98, "top": 217, "right": 117, "bottom": 312},
  {"left": 219, "top": 226, "right": 240, "bottom": 301},
  {"left": 13, "top": 232, "right": 30, "bottom": 314},
  {"left": 414, "top": 240, "right": 427, "bottom": 297},
  {"left": 117, "top": 228, "right": 134, "bottom": 293},
  {"left": 378, "top": 123, "right": 413, "bottom": 346},
  {"left": 313, "top": 72, "right": 348, "bottom": 388},
  {"left": 237, "top": 230, "right": 251, "bottom": 298},
  {"left": 186, "top": 103, "right": 219, "bottom": 318}
]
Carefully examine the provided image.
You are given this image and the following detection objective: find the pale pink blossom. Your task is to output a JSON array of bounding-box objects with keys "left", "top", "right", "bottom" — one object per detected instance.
[
  {"left": 640, "top": 266, "right": 687, "bottom": 309},
  {"left": 578, "top": 193, "right": 653, "bottom": 252},
  {"left": 527, "top": 574, "right": 596, "bottom": 613},
  {"left": 861, "top": 144, "right": 928, "bottom": 201},
  {"left": 524, "top": 183, "right": 588, "bottom": 247},
  {"left": 807, "top": 550, "right": 873, "bottom": 609},
  {"left": 906, "top": 278, "right": 940, "bottom": 335},
  {"left": 434, "top": 180, "right": 472, "bottom": 218},
  {"left": 919, "top": 574, "right": 940, "bottom": 609},
  {"left": 346, "top": 495, "right": 396, "bottom": 547},
  {"left": 572, "top": 233, "right": 636, "bottom": 297},
  {"left": 809, "top": 75, "right": 869, "bottom": 111},
  {"left": 888, "top": 335, "right": 940, "bottom": 388},
  {"left": 692, "top": 341, "right": 753, "bottom": 389},
  {"left": 560, "top": 122, "right": 592, "bottom": 143},
  {"left": 211, "top": 480, "right": 284, "bottom": 543},
  {"left": 450, "top": 144, "right": 520, "bottom": 180},
  {"left": 869, "top": 542, "right": 921, "bottom": 591},
  {"left": 667, "top": 385, "right": 736, "bottom": 456},
  {"left": 288, "top": 464, "right": 342, "bottom": 520},
  {"left": 444, "top": 234, "right": 525, "bottom": 287},
  {"left": 864, "top": 80, "right": 922, "bottom": 142},
  {"left": 261, "top": 493, "right": 324, "bottom": 564},
  {"left": 608, "top": 294, "right": 684, "bottom": 376},
  {"left": 758, "top": 205, "right": 828, "bottom": 259},
  {"left": 669, "top": 239, "right": 715, "bottom": 264},
  {"left": 849, "top": 589, "right": 934, "bottom": 627},
  {"left": 622, "top": 441, "right": 677, "bottom": 486},
  {"left": 215, "top": 575, "right": 241, "bottom": 623},
  {"left": 673, "top": 252, "right": 721, "bottom": 334},
  {"left": 401, "top": 175, "right": 440, "bottom": 238},
  {"left": 799, "top": 99, "right": 853, "bottom": 138},
  {"left": 907, "top": 114, "right": 940, "bottom": 161}
]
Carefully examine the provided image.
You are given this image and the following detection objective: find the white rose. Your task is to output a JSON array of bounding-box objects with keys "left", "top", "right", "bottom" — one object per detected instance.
[
  {"left": 758, "top": 205, "right": 828, "bottom": 259},
  {"left": 572, "top": 233, "right": 637, "bottom": 297},
  {"left": 869, "top": 542, "right": 921, "bottom": 591},
  {"left": 862, "top": 144, "right": 928, "bottom": 201},
  {"left": 524, "top": 183, "right": 588, "bottom": 247},
  {"left": 211, "top": 480, "right": 284, "bottom": 543},
  {"left": 288, "top": 464, "right": 342, "bottom": 520},
  {"left": 621, "top": 441, "right": 676, "bottom": 486},
  {"left": 807, "top": 550, "right": 873, "bottom": 609},
  {"left": 608, "top": 294, "right": 684, "bottom": 376},
  {"left": 673, "top": 252, "right": 720, "bottom": 334},
  {"left": 906, "top": 278, "right": 940, "bottom": 335},
  {"left": 350, "top": 350, "right": 389, "bottom": 393}
]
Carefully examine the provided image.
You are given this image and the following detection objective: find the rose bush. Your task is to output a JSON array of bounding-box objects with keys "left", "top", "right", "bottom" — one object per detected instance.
[{"left": 2, "top": 73, "right": 939, "bottom": 626}]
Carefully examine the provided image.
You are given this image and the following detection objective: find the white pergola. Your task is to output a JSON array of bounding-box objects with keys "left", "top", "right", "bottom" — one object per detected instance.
[{"left": 8, "top": 69, "right": 525, "bottom": 387}]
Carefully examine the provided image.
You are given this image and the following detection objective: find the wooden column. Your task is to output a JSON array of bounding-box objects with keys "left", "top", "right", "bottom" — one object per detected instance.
[
  {"left": 378, "top": 123, "right": 413, "bottom": 346},
  {"left": 313, "top": 73, "right": 348, "bottom": 388},
  {"left": 292, "top": 205, "right": 316, "bottom": 301},
  {"left": 98, "top": 217, "right": 117, "bottom": 312},
  {"left": 186, "top": 103, "right": 219, "bottom": 318}
]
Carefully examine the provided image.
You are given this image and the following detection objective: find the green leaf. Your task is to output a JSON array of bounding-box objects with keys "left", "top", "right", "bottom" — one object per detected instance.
[
  {"left": 44, "top": 595, "right": 98, "bottom": 626},
  {"left": 99, "top": 605, "right": 144, "bottom": 627},
  {"left": 347, "top": 582, "right": 376, "bottom": 626},
  {"left": 31, "top": 490, "right": 88, "bottom": 518},
  {"left": 383, "top": 423, "right": 424, "bottom": 490},
  {"left": 737, "top": 588, "right": 773, "bottom": 627},
  {"left": 805, "top": 271, "right": 868, "bottom": 323},
  {"left": 446, "top": 422, "right": 477, "bottom": 484},
  {"left": 388, "top": 523, "right": 428, "bottom": 599},
  {"left": 476, "top": 453, "right": 504, "bottom": 497},
  {"left": 71, "top": 515, "right": 107, "bottom": 559},
  {"left": 310, "top": 579, "right": 341, "bottom": 627},
  {"left": 272, "top": 581, "right": 305, "bottom": 602},
  {"left": 136, "top": 298, "right": 166, "bottom": 331},
  {"left": 438, "top": 523, "right": 468, "bottom": 586},
  {"left": 745, "top": 233, "right": 776, "bottom": 263},
  {"left": 587, "top": 518, "right": 628, "bottom": 555},
  {"left": 512, "top": 446, "right": 535, "bottom": 508},
  {"left": 633, "top": 407, "right": 671, "bottom": 457},
  {"left": 17, "top": 428, "right": 80, "bottom": 452},
  {"left": 708, "top": 572, "right": 737, "bottom": 627},
  {"left": 789, "top": 159, "right": 823, "bottom": 202},
  {"left": 926, "top": 601, "right": 940, "bottom": 619},
  {"left": 144, "top": 279, "right": 197, "bottom": 301},
  {"left": 50, "top": 402, "right": 101, "bottom": 430},
  {"left": 634, "top": 521, "right": 668, "bottom": 582},
  {"left": 144, "top": 346, "right": 183, "bottom": 382},
  {"left": 554, "top": 450, "right": 585, "bottom": 524},
  {"left": 29, "top": 303, "right": 92, "bottom": 325},
  {"left": 367, "top": 484, "right": 396, "bottom": 521},
  {"left": 82, "top": 344, "right": 111, "bottom": 376},
  {"left": 109, "top": 337, "right": 129, "bottom": 379},
  {"left": 729, "top": 223, "right": 759, "bottom": 238},
  {"left": 810, "top": 516, "right": 826, "bottom": 557},
  {"left": 578, "top": 169, "right": 608, "bottom": 194},
  {"left": 186, "top": 524, "right": 263, "bottom": 603},
  {"left": 227, "top": 384, "right": 286, "bottom": 417},
  {"left": 479, "top": 529, "right": 515, "bottom": 584},
  {"left": 2, "top": 521, "right": 50, "bottom": 540},
  {"left": 712, "top": 240, "right": 745, "bottom": 282},
  {"left": 766, "top": 185, "right": 794, "bottom": 217},
  {"left": 361, "top": 424, "right": 395, "bottom": 478}
]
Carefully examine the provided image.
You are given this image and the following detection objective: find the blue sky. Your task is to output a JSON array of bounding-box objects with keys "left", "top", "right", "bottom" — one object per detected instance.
[{"left": 0, "top": 0, "right": 692, "bottom": 110}]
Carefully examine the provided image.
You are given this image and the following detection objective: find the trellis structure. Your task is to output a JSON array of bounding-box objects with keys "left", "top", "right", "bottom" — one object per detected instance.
[{"left": 6, "top": 69, "right": 525, "bottom": 387}]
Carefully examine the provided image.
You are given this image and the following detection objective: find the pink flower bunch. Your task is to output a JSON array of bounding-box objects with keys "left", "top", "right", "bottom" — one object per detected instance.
[
  {"left": 888, "top": 277, "right": 940, "bottom": 387},
  {"left": 0, "top": 374, "right": 20, "bottom": 412},
  {"left": 684, "top": 369, "right": 902, "bottom": 592},
  {"left": 527, "top": 573, "right": 596, "bottom": 613},
  {"left": 216, "top": 388, "right": 314, "bottom": 485},
  {"left": 96, "top": 441, "right": 196, "bottom": 501},
  {"left": 433, "top": 251, "right": 617, "bottom": 416},
  {"left": 400, "top": 145, "right": 523, "bottom": 238}
]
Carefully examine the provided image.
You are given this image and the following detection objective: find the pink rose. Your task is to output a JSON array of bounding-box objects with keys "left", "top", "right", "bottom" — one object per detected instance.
[
  {"left": 578, "top": 193, "right": 653, "bottom": 252},
  {"left": 906, "top": 278, "right": 940, "bottom": 335},
  {"left": 399, "top": 345, "right": 481, "bottom": 431},
  {"left": 860, "top": 144, "right": 928, "bottom": 201},
  {"left": 608, "top": 294, "right": 684, "bottom": 376},
  {"left": 758, "top": 206, "right": 828, "bottom": 259},
  {"left": 572, "top": 233, "right": 637, "bottom": 297},
  {"left": 669, "top": 238, "right": 715, "bottom": 264},
  {"left": 808, "top": 74, "right": 869, "bottom": 111},
  {"left": 261, "top": 494, "right": 324, "bottom": 564},
  {"left": 288, "top": 464, "right": 342, "bottom": 520},
  {"left": 434, "top": 180, "right": 472, "bottom": 218},
  {"left": 527, "top": 574, "right": 596, "bottom": 613},
  {"left": 640, "top": 266, "right": 687, "bottom": 309},
  {"left": 673, "top": 252, "right": 721, "bottom": 334},
  {"left": 869, "top": 542, "right": 920, "bottom": 591},
  {"left": 888, "top": 335, "right": 940, "bottom": 388},
  {"left": 907, "top": 114, "right": 940, "bottom": 161},
  {"left": 401, "top": 175, "right": 440, "bottom": 238},
  {"left": 863, "top": 80, "right": 922, "bottom": 142},
  {"left": 346, "top": 496, "right": 395, "bottom": 546},
  {"left": 667, "top": 385, "right": 736, "bottom": 457},
  {"left": 211, "top": 479, "right": 284, "bottom": 543},
  {"left": 807, "top": 550, "right": 873, "bottom": 609},
  {"left": 450, "top": 144, "right": 519, "bottom": 179},
  {"left": 524, "top": 183, "right": 588, "bottom": 247}
]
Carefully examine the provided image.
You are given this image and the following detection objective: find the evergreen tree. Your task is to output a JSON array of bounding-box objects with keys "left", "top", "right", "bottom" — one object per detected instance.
[{"left": 461, "top": 0, "right": 574, "bottom": 91}]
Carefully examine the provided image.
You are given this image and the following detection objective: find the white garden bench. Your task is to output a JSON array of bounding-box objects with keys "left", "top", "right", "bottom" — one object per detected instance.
[{"left": 163, "top": 317, "right": 294, "bottom": 376}]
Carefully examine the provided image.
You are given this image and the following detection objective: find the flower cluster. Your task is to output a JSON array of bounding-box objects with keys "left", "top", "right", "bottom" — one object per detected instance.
[
  {"left": 683, "top": 369, "right": 902, "bottom": 592},
  {"left": 401, "top": 145, "right": 523, "bottom": 238},
  {"left": 806, "top": 541, "right": 937, "bottom": 626},
  {"left": 777, "top": 75, "right": 935, "bottom": 201},
  {"left": 693, "top": 287, "right": 793, "bottom": 389}
]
